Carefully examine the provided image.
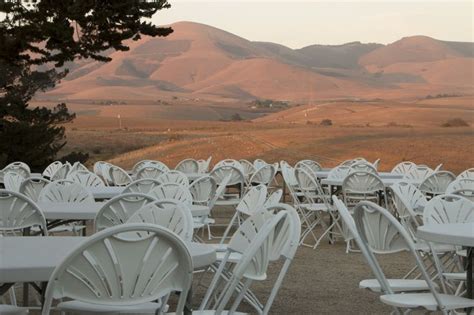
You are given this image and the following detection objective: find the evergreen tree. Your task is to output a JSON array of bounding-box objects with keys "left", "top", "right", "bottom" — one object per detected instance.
[{"left": 0, "top": 0, "right": 172, "bottom": 171}]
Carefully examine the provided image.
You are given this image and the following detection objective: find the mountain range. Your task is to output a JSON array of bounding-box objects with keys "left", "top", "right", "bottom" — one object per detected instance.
[{"left": 43, "top": 21, "right": 474, "bottom": 102}]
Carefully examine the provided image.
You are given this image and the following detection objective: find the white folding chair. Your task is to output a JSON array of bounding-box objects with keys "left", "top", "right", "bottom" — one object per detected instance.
[
  {"left": 41, "top": 223, "right": 193, "bottom": 315},
  {"left": 50, "top": 163, "right": 71, "bottom": 181},
  {"left": 404, "top": 165, "right": 434, "bottom": 181},
  {"left": 210, "top": 165, "right": 245, "bottom": 206},
  {"left": 391, "top": 161, "right": 416, "bottom": 175},
  {"left": 42, "top": 161, "right": 62, "bottom": 179},
  {"left": 239, "top": 159, "right": 256, "bottom": 180},
  {"left": 175, "top": 158, "right": 199, "bottom": 174},
  {"left": 127, "top": 199, "right": 194, "bottom": 242},
  {"left": 108, "top": 165, "right": 132, "bottom": 186},
  {"left": 39, "top": 181, "right": 94, "bottom": 203},
  {"left": 353, "top": 201, "right": 474, "bottom": 314},
  {"left": 3, "top": 172, "right": 25, "bottom": 192},
  {"left": 419, "top": 171, "right": 456, "bottom": 197},
  {"left": 342, "top": 171, "right": 386, "bottom": 208},
  {"left": 135, "top": 165, "right": 166, "bottom": 180},
  {"left": 197, "top": 156, "right": 212, "bottom": 174},
  {"left": 457, "top": 168, "right": 474, "bottom": 180},
  {"left": 247, "top": 164, "right": 276, "bottom": 188},
  {"left": 123, "top": 178, "right": 162, "bottom": 194},
  {"left": 446, "top": 178, "right": 474, "bottom": 194},
  {"left": 67, "top": 170, "right": 105, "bottom": 187},
  {"left": 19, "top": 177, "right": 50, "bottom": 202},
  {"left": 132, "top": 160, "right": 169, "bottom": 176},
  {"left": 94, "top": 193, "right": 156, "bottom": 232},
  {"left": 156, "top": 170, "right": 189, "bottom": 187}
]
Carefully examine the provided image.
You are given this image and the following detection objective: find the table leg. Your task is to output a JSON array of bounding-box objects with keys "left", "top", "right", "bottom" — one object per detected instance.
[
  {"left": 184, "top": 287, "right": 193, "bottom": 315},
  {"left": 468, "top": 247, "right": 473, "bottom": 315}
]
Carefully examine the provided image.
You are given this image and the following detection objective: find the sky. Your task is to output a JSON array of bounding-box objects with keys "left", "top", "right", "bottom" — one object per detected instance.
[{"left": 152, "top": 0, "right": 474, "bottom": 48}]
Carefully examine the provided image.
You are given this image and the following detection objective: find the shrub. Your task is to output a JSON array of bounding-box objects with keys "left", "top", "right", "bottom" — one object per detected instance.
[
  {"left": 59, "top": 151, "right": 89, "bottom": 164},
  {"left": 320, "top": 119, "right": 333, "bottom": 126},
  {"left": 231, "top": 113, "right": 244, "bottom": 121},
  {"left": 442, "top": 118, "right": 470, "bottom": 127}
]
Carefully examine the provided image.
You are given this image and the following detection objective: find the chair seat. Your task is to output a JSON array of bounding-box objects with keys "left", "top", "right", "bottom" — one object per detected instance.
[
  {"left": 208, "top": 243, "right": 228, "bottom": 252},
  {"left": 360, "top": 279, "right": 436, "bottom": 293},
  {"left": 58, "top": 300, "right": 162, "bottom": 314},
  {"left": 216, "top": 251, "right": 242, "bottom": 263},
  {"left": 215, "top": 199, "right": 240, "bottom": 206},
  {"left": 415, "top": 242, "right": 455, "bottom": 253},
  {"left": 0, "top": 305, "right": 28, "bottom": 315},
  {"left": 380, "top": 293, "right": 474, "bottom": 311},
  {"left": 299, "top": 203, "right": 329, "bottom": 212},
  {"left": 443, "top": 272, "right": 467, "bottom": 281}
]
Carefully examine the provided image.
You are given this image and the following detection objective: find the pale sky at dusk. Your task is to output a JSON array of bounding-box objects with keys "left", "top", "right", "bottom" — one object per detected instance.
[{"left": 152, "top": 1, "right": 473, "bottom": 48}]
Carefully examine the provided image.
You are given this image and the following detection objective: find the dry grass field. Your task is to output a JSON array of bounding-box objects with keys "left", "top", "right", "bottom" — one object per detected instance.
[{"left": 44, "top": 95, "right": 473, "bottom": 174}]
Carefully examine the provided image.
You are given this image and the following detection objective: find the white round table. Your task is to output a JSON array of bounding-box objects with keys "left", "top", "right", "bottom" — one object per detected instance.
[{"left": 417, "top": 222, "right": 474, "bottom": 311}]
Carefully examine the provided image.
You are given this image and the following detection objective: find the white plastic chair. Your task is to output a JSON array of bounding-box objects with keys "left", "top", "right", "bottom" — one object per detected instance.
[
  {"left": 42, "top": 161, "right": 62, "bottom": 179},
  {"left": 214, "top": 159, "right": 245, "bottom": 174},
  {"left": 333, "top": 196, "right": 433, "bottom": 295},
  {"left": 199, "top": 210, "right": 287, "bottom": 314},
  {"left": 135, "top": 165, "right": 166, "bottom": 180},
  {"left": 239, "top": 159, "right": 256, "bottom": 180},
  {"left": 123, "top": 178, "right": 162, "bottom": 194},
  {"left": 0, "top": 190, "right": 47, "bottom": 235},
  {"left": 391, "top": 161, "right": 416, "bottom": 175},
  {"left": 156, "top": 170, "right": 189, "bottom": 187},
  {"left": 295, "top": 159, "right": 322, "bottom": 174},
  {"left": 403, "top": 165, "right": 434, "bottom": 181},
  {"left": 42, "top": 223, "right": 193, "bottom": 315},
  {"left": 3, "top": 172, "right": 25, "bottom": 192},
  {"left": 189, "top": 176, "right": 217, "bottom": 238},
  {"left": 2, "top": 162, "right": 30, "bottom": 178},
  {"left": 210, "top": 165, "right": 246, "bottom": 206},
  {"left": 108, "top": 165, "right": 132, "bottom": 186},
  {"left": 50, "top": 163, "right": 71, "bottom": 181},
  {"left": 38, "top": 181, "right": 94, "bottom": 203},
  {"left": 350, "top": 162, "right": 377, "bottom": 174},
  {"left": 247, "top": 164, "right": 276, "bottom": 188},
  {"left": 353, "top": 201, "right": 474, "bottom": 314},
  {"left": 327, "top": 165, "right": 351, "bottom": 180},
  {"left": 19, "top": 177, "right": 50, "bottom": 202},
  {"left": 457, "top": 168, "right": 474, "bottom": 180},
  {"left": 446, "top": 178, "right": 474, "bottom": 194},
  {"left": 132, "top": 159, "right": 169, "bottom": 175},
  {"left": 127, "top": 199, "right": 194, "bottom": 242},
  {"left": 264, "top": 189, "right": 283, "bottom": 208},
  {"left": 197, "top": 156, "right": 212, "bottom": 174},
  {"left": 175, "top": 158, "right": 199, "bottom": 174},
  {"left": 423, "top": 194, "right": 474, "bottom": 225},
  {"left": 219, "top": 184, "right": 268, "bottom": 244},
  {"left": 419, "top": 171, "right": 456, "bottom": 196},
  {"left": 0, "top": 305, "right": 28, "bottom": 315},
  {"left": 342, "top": 171, "right": 386, "bottom": 208},
  {"left": 94, "top": 193, "right": 156, "bottom": 232},
  {"left": 69, "top": 161, "right": 89, "bottom": 173},
  {"left": 67, "top": 170, "right": 105, "bottom": 187},
  {"left": 150, "top": 183, "right": 193, "bottom": 208}
]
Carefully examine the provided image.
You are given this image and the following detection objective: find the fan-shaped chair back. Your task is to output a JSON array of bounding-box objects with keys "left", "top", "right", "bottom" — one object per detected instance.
[
  {"left": 19, "top": 177, "right": 51, "bottom": 202},
  {"left": 249, "top": 164, "right": 276, "bottom": 186},
  {"left": 419, "top": 171, "right": 455, "bottom": 196},
  {"left": 391, "top": 161, "right": 416, "bottom": 175},
  {"left": 458, "top": 168, "right": 474, "bottom": 180},
  {"left": 403, "top": 165, "right": 433, "bottom": 181},
  {"left": 423, "top": 194, "right": 474, "bottom": 225},
  {"left": 123, "top": 179, "right": 161, "bottom": 194},
  {"left": 342, "top": 171, "right": 384, "bottom": 207},
  {"left": 43, "top": 161, "right": 62, "bottom": 179},
  {"left": 213, "top": 159, "right": 244, "bottom": 174},
  {"left": 68, "top": 170, "right": 105, "bottom": 187},
  {"left": 95, "top": 193, "right": 156, "bottom": 232},
  {"left": 132, "top": 160, "right": 169, "bottom": 175},
  {"left": 127, "top": 200, "right": 193, "bottom": 241},
  {"left": 156, "top": 170, "right": 189, "bottom": 187},
  {"left": 210, "top": 165, "right": 245, "bottom": 188},
  {"left": 135, "top": 165, "right": 165, "bottom": 180},
  {"left": 51, "top": 163, "right": 71, "bottom": 181},
  {"left": 3, "top": 162, "right": 30, "bottom": 178},
  {"left": 197, "top": 156, "right": 212, "bottom": 174},
  {"left": 295, "top": 160, "right": 322, "bottom": 174},
  {"left": 327, "top": 165, "right": 351, "bottom": 180},
  {"left": 42, "top": 224, "right": 192, "bottom": 315},
  {"left": 236, "top": 184, "right": 268, "bottom": 216},
  {"left": 108, "top": 165, "right": 132, "bottom": 186},
  {"left": 447, "top": 178, "right": 474, "bottom": 193},
  {"left": 239, "top": 159, "right": 256, "bottom": 179},
  {"left": 70, "top": 162, "right": 88, "bottom": 174},
  {"left": 150, "top": 183, "right": 193, "bottom": 207},
  {"left": 39, "top": 181, "right": 94, "bottom": 203},
  {"left": 350, "top": 162, "right": 377, "bottom": 174},
  {"left": 3, "top": 171, "right": 25, "bottom": 192},
  {"left": 0, "top": 190, "right": 47, "bottom": 235},
  {"left": 189, "top": 176, "right": 217, "bottom": 205},
  {"left": 264, "top": 189, "right": 283, "bottom": 208},
  {"left": 175, "top": 159, "right": 199, "bottom": 174}
]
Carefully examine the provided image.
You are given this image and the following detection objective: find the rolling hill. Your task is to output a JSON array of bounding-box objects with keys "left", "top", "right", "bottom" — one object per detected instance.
[{"left": 42, "top": 21, "right": 474, "bottom": 102}]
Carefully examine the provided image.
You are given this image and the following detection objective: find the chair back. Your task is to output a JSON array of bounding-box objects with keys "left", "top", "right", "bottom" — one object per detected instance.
[
  {"left": 197, "top": 156, "right": 212, "bottom": 173},
  {"left": 423, "top": 194, "right": 474, "bottom": 225},
  {"left": 43, "top": 161, "right": 63, "bottom": 179},
  {"left": 239, "top": 159, "right": 256, "bottom": 178},
  {"left": 132, "top": 160, "right": 169, "bottom": 175},
  {"left": 327, "top": 165, "right": 351, "bottom": 180},
  {"left": 51, "top": 163, "right": 71, "bottom": 181},
  {"left": 391, "top": 161, "right": 416, "bottom": 175},
  {"left": 123, "top": 178, "right": 161, "bottom": 194},
  {"left": 39, "top": 181, "right": 94, "bottom": 203},
  {"left": 458, "top": 168, "right": 474, "bottom": 180},
  {"left": 264, "top": 189, "right": 283, "bottom": 208},
  {"left": 0, "top": 190, "right": 47, "bottom": 235},
  {"left": 3, "top": 171, "right": 25, "bottom": 192},
  {"left": 295, "top": 160, "right": 322, "bottom": 174},
  {"left": 127, "top": 200, "right": 193, "bottom": 242},
  {"left": 135, "top": 165, "right": 166, "bottom": 180},
  {"left": 95, "top": 193, "right": 156, "bottom": 232},
  {"left": 19, "top": 177, "right": 51, "bottom": 202},
  {"left": 42, "top": 224, "right": 193, "bottom": 315},
  {"left": 68, "top": 170, "right": 105, "bottom": 187},
  {"left": 249, "top": 164, "right": 276, "bottom": 186},
  {"left": 156, "top": 170, "right": 189, "bottom": 187},
  {"left": 108, "top": 165, "right": 132, "bottom": 186},
  {"left": 350, "top": 162, "right": 377, "bottom": 174},
  {"left": 403, "top": 165, "right": 433, "bottom": 181},
  {"left": 150, "top": 183, "right": 193, "bottom": 207},
  {"left": 446, "top": 178, "right": 474, "bottom": 194},
  {"left": 189, "top": 176, "right": 217, "bottom": 205},
  {"left": 342, "top": 171, "right": 384, "bottom": 207},
  {"left": 236, "top": 184, "right": 268, "bottom": 216},
  {"left": 175, "top": 159, "right": 199, "bottom": 174},
  {"left": 419, "top": 171, "right": 455, "bottom": 196}
]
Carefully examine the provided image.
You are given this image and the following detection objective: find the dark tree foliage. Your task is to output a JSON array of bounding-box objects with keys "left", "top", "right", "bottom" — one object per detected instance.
[{"left": 0, "top": 0, "right": 172, "bottom": 171}]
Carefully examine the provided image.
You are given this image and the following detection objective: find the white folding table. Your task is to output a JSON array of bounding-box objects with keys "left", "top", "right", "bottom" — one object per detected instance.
[
  {"left": 417, "top": 223, "right": 474, "bottom": 310},
  {"left": 88, "top": 186, "right": 125, "bottom": 199}
]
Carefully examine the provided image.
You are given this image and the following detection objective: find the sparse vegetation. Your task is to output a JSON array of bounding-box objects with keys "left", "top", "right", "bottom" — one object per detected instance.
[
  {"left": 426, "top": 93, "right": 460, "bottom": 99},
  {"left": 249, "top": 99, "right": 289, "bottom": 109},
  {"left": 442, "top": 118, "right": 470, "bottom": 127},
  {"left": 320, "top": 119, "right": 333, "bottom": 126},
  {"left": 231, "top": 113, "right": 244, "bottom": 121}
]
